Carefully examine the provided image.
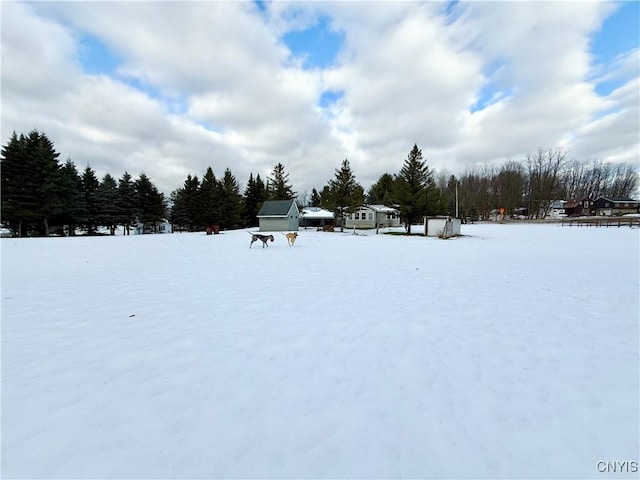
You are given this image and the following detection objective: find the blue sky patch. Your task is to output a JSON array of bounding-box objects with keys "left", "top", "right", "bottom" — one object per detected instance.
[
  {"left": 282, "top": 16, "right": 344, "bottom": 69},
  {"left": 253, "top": 0, "right": 267, "bottom": 13},
  {"left": 591, "top": 2, "right": 639, "bottom": 96},
  {"left": 591, "top": 2, "right": 639, "bottom": 62},
  {"left": 120, "top": 77, "right": 188, "bottom": 115},
  {"left": 77, "top": 33, "right": 120, "bottom": 75},
  {"left": 319, "top": 90, "right": 344, "bottom": 108},
  {"left": 442, "top": 0, "right": 462, "bottom": 25},
  {"left": 470, "top": 59, "right": 512, "bottom": 113},
  {"left": 470, "top": 85, "right": 514, "bottom": 113}
]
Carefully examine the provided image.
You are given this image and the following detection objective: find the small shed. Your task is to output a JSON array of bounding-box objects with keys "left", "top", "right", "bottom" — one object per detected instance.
[
  {"left": 424, "top": 216, "right": 461, "bottom": 238},
  {"left": 257, "top": 199, "right": 300, "bottom": 232}
]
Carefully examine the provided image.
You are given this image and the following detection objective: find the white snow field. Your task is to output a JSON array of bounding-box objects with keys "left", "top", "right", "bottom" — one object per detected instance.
[{"left": 2, "top": 223, "right": 638, "bottom": 479}]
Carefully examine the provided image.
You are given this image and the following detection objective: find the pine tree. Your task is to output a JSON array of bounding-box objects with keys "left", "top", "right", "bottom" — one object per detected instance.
[
  {"left": 1, "top": 130, "right": 62, "bottom": 236},
  {"left": 267, "top": 163, "right": 295, "bottom": 200},
  {"left": 219, "top": 168, "right": 244, "bottom": 230},
  {"left": 243, "top": 173, "right": 261, "bottom": 227},
  {"left": 96, "top": 174, "right": 119, "bottom": 234},
  {"left": 117, "top": 172, "right": 137, "bottom": 235},
  {"left": 169, "top": 189, "right": 187, "bottom": 231},
  {"left": 1, "top": 132, "right": 33, "bottom": 236},
  {"left": 134, "top": 173, "right": 166, "bottom": 230},
  {"left": 57, "top": 159, "right": 86, "bottom": 235},
  {"left": 200, "top": 168, "right": 220, "bottom": 229},
  {"left": 180, "top": 174, "right": 202, "bottom": 231},
  {"left": 325, "top": 159, "right": 364, "bottom": 232},
  {"left": 81, "top": 166, "right": 100, "bottom": 234},
  {"left": 366, "top": 173, "right": 396, "bottom": 205},
  {"left": 309, "top": 188, "right": 321, "bottom": 207},
  {"left": 394, "top": 144, "right": 436, "bottom": 234}
]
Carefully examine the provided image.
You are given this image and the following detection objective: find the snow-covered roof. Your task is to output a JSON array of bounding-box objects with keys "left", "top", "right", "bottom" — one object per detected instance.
[
  {"left": 362, "top": 204, "right": 399, "bottom": 213},
  {"left": 300, "top": 207, "right": 335, "bottom": 219}
]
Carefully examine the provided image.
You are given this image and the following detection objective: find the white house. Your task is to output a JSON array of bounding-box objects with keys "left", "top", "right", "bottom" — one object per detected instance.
[{"left": 344, "top": 205, "right": 401, "bottom": 229}]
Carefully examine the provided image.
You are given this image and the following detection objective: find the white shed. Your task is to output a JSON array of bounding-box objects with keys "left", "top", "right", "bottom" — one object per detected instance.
[{"left": 424, "top": 216, "right": 461, "bottom": 238}]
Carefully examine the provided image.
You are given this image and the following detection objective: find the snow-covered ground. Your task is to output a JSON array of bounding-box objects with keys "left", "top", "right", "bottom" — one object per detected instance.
[{"left": 2, "top": 223, "right": 638, "bottom": 479}]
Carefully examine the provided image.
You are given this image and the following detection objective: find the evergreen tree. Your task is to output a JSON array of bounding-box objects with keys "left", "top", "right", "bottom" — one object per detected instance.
[
  {"left": 81, "top": 166, "right": 100, "bottom": 234},
  {"left": 169, "top": 189, "right": 188, "bottom": 231},
  {"left": 325, "top": 159, "right": 364, "bottom": 232},
  {"left": 243, "top": 173, "right": 262, "bottom": 227},
  {"left": 366, "top": 173, "right": 396, "bottom": 205},
  {"left": 200, "top": 168, "right": 220, "bottom": 229},
  {"left": 219, "top": 168, "right": 244, "bottom": 230},
  {"left": 57, "top": 159, "right": 86, "bottom": 235},
  {"left": 117, "top": 172, "right": 137, "bottom": 235},
  {"left": 394, "top": 144, "right": 436, "bottom": 234},
  {"left": 309, "top": 188, "right": 322, "bottom": 207},
  {"left": 134, "top": 173, "right": 166, "bottom": 230},
  {"left": 1, "top": 130, "right": 61, "bottom": 236},
  {"left": 267, "top": 163, "right": 295, "bottom": 200},
  {"left": 179, "top": 174, "right": 202, "bottom": 231},
  {"left": 255, "top": 174, "right": 268, "bottom": 204},
  {"left": 96, "top": 174, "right": 119, "bottom": 235},
  {"left": 1, "top": 132, "right": 27, "bottom": 233}
]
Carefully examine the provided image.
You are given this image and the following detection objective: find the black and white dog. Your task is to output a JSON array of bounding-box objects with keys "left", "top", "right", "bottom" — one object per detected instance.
[{"left": 249, "top": 233, "right": 275, "bottom": 248}]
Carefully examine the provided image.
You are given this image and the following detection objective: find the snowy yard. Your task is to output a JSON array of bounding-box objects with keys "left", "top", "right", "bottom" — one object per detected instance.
[{"left": 2, "top": 223, "right": 638, "bottom": 479}]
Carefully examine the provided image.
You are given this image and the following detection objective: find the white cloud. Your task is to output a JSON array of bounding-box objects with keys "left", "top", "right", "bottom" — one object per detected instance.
[{"left": 1, "top": 1, "right": 637, "bottom": 198}]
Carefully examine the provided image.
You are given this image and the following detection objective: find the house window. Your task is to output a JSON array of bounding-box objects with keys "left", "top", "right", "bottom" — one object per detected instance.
[{"left": 354, "top": 213, "right": 360, "bottom": 220}]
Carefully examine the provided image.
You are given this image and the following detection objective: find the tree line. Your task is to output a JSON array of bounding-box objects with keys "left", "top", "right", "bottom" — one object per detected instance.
[
  {"left": 434, "top": 148, "right": 638, "bottom": 221},
  {"left": 1, "top": 131, "right": 165, "bottom": 237},
  {"left": 2, "top": 130, "right": 637, "bottom": 237}
]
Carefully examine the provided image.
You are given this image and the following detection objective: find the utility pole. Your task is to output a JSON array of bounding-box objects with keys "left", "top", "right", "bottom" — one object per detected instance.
[{"left": 455, "top": 181, "right": 459, "bottom": 218}]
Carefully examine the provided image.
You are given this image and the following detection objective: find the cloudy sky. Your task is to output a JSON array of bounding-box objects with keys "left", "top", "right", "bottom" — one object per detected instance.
[{"left": 2, "top": 1, "right": 638, "bottom": 197}]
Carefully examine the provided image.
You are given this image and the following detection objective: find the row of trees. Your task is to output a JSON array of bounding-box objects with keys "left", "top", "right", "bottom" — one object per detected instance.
[
  {"left": 2, "top": 130, "right": 638, "bottom": 236},
  {"left": 1, "top": 131, "right": 165, "bottom": 237},
  {"left": 433, "top": 148, "right": 638, "bottom": 221},
  {"left": 168, "top": 162, "right": 295, "bottom": 232},
  {"left": 312, "top": 146, "right": 638, "bottom": 227}
]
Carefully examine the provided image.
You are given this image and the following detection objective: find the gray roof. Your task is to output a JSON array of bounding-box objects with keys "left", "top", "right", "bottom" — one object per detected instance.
[{"left": 257, "top": 199, "right": 297, "bottom": 217}]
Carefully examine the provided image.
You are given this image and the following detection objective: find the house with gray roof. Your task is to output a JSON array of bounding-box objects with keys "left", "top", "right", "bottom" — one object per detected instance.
[{"left": 257, "top": 199, "right": 300, "bottom": 232}]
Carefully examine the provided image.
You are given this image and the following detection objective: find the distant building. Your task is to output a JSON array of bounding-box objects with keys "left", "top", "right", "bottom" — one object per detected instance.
[
  {"left": 133, "top": 219, "right": 172, "bottom": 234},
  {"left": 344, "top": 205, "right": 401, "bottom": 229},
  {"left": 564, "top": 197, "right": 594, "bottom": 217},
  {"left": 592, "top": 197, "right": 640, "bottom": 216},
  {"left": 299, "top": 207, "right": 335, "bottom": 229}
]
